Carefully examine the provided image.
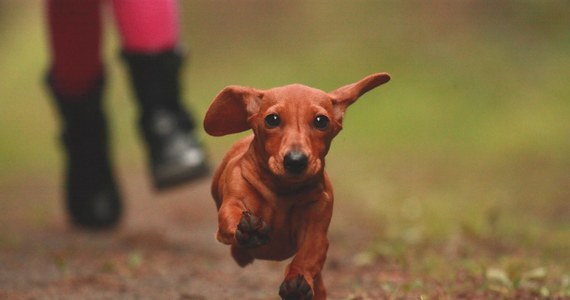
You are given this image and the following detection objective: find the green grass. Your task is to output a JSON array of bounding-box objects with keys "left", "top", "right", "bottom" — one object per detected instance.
[{"left": 1, "top": 1, "right": 569, "bottom": 296}]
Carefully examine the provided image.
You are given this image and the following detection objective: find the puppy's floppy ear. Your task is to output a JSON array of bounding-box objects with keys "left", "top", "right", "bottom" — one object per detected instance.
[
  {"left": 204, "top": 86, "right": 263, "bottom": 136},
  {"left": 329, "top": 72, "right": 391, "bottom": 123}
]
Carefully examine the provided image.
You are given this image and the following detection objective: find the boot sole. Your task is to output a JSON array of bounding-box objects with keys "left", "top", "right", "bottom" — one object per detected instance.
[{"left": 152, "top": 162, "right": 210, "bottom": 190}]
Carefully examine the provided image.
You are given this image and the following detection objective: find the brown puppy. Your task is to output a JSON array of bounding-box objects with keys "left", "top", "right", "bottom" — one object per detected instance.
[{"left": 204, "top": 73, "right": 390, "bottom": 300}]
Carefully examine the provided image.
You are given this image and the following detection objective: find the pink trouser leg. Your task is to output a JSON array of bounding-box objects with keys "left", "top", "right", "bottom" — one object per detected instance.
[
  {"left": 111, "top": 0, "right": 180, "bottom": 53},
  {"left": 46, "top": 0, "right": 103, "bottom": 98}
]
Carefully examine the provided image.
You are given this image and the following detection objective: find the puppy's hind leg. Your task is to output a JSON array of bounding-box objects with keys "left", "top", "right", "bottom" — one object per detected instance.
[{"left": 231, "top": 244, "right": 254, "bottom": 267}]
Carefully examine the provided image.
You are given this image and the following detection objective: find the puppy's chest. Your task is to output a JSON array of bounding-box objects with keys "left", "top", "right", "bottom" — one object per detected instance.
[
  {"left": 261, "top": 203, "right": 297, "bottom": 241},
  {"left": 250, "top": 205, "right": 301, "bottom": 260},
  {"left": 243, "top": 181, "right": 324, "bottom": 257},
  {"left": 265, "top": 195, "right": 317, "bottom": 232}
]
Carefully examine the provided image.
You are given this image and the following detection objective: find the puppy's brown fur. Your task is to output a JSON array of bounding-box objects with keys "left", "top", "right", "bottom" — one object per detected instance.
[{"left": 204, "top": 73, "right": 390, "bottom": 299}]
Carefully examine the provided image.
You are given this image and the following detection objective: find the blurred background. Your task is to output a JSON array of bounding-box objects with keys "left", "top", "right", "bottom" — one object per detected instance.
[{"left": 1, "top": 0, "right": 569, "bottom": 291}]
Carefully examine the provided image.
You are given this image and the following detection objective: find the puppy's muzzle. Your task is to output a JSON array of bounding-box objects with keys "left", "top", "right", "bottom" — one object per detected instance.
[{"left": 283, "top": 150, "right": 308, "bottom": 175}]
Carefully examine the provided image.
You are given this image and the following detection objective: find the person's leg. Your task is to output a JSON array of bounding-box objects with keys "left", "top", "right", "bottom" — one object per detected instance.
[
  {"left": 112, "top": 0, "right": 179, "bottom": 53},
  {"left": 112, "top": 0, "right": 209, "bottom": 189},
  {"left": 45, "top": 0, "right": 122, "bottom": 229},
  {"left": 47, "top": 0, "right": 104, "bottom": 97}
]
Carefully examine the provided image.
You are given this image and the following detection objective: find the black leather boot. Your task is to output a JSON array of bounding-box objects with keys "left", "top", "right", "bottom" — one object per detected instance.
[
  {"left": 122, "top": 49, "right": 209, "bottom": 190},
  {"left": 47, "top": 75, "right": 122, "bottom": 229}
]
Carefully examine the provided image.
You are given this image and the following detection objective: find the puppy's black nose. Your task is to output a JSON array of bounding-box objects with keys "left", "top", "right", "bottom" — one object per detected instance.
[{"left": 283, "top": 150, "right": 308, "bottom": 174}]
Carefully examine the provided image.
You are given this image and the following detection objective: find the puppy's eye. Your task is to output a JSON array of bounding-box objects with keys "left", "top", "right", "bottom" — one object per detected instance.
[
  {"left": 264, "top": 114, "right": 281, "bottom": 128},
  {"left": 313, "top": 115, "right": 329, "bottom": 130}
]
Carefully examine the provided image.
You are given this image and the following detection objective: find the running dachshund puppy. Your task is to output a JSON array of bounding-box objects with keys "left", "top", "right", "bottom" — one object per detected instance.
[{"left": 204, "top": 73, "right": 391, "bottom": 300}]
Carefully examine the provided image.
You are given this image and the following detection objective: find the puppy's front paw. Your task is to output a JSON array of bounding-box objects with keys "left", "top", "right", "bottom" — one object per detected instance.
[
  {"left": 235, "top": 211, "right": 270, "bottom": 248},
  {"left": 279, "top": 274, "right": 313, "bottom": 300}
]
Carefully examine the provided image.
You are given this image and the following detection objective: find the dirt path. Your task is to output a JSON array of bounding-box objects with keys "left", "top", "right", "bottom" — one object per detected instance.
[{"left": 0, "top": 168, "right": 403, "bottom": 300}]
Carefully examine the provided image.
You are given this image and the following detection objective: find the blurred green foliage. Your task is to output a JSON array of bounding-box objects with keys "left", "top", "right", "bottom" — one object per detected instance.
[{"left": 1, "top": 0, "right": 568, "bottom": 286}]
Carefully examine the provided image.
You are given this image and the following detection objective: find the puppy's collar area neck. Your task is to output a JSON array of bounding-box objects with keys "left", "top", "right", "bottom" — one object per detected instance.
[{"left": 273, "top": 180, "right": 323, "bottom": 197}]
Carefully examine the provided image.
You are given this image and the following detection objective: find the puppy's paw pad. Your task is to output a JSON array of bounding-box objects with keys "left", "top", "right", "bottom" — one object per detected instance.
[
  {"left": 279, "top": 274, "right": 313, "bottom": 300},
  {"left": 235, "top": 211, "right": 270, "bottom": 248}
]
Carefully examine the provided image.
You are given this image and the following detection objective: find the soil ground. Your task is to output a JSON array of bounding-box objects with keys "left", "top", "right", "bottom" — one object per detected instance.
[
  {"left": 0, "top": 170, "right": 564, "bottom": 300},
  {"left": 0, "top": 168, "right": 410, "bottom": 300}
]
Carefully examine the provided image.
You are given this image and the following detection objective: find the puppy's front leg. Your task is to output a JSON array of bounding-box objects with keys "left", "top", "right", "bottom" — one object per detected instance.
[
  {"left": 217, "top": 198, "right": 271, "bottom": 267},
  {"left": 217, "top": 199, "right": 271, "bottom": 248},
  {"left": 216, "top": 198, "right": 246, "bottom": 245},
  {"left": 279, "top": 200, "right": 332, "bottom": 300}
]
